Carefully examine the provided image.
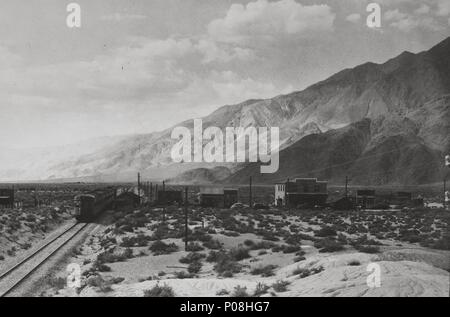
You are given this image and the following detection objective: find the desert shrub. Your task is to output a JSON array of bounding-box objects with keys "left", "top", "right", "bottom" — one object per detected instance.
[
  {"left": 86, "top": 275, "right": 113, "bottom": 292},
  {"left": 48, "top": 277, "right": 67, "bottom": 290},
  {"left": 293, "top": 256, "right": 306, "bottom": 263},
  {"left": 206, "top": 250, "right": 222, "bottom": 262},
  {"left": 229, "top": 247, "right": 251, "bottom": 261},
  {"left": 179, "top": 252, "right": 206, "bottom": 264},
  {"left": 315, "top": 226, "right": 337, "bottom": 237},
  {"left": 272, "top": 280, "right": 290, "bottom": 293},
  {"left": 285, "top": 235, "right": 303, "bottom": 245},
  {"left": 250, "top": 265, "right": 277, "bottom": 277},
  {"left": 430, "top": 236, "right": 450, "bottom": 250},
  {"left": 96, "top": 248, "right": 133, "bottom": 264},
  {"left": 149, "top": 240, "right": 179, "bottom": 255},
  {"left": 121, "top": 234, "right": 151, "bottom": 247},
  {"left": 314, "top": 239, "right": 345, "bottom": 253},
  {"left": 216, "top": 289, "right": 230, "bottom": 296},
  {"left": 250, "top": 241, "right": 276, "bottom": 250},
  {"left": 93, "top": 261, "right": 112, "bottom": 272},
  {"left": 174, "top": 271, "right": 194, "bottom": 279},
  {"left": 292, "top": 266, "right": 323, "bottom": 278},
  {"left": 253, "top": 283, "right": 270, "bottom": 297},
  {"left": 231, "top": 285, "right": 250, "bottom": 297},
  {"left": 202, "top": 239, "right": 222, "bottom": 250},
  {"left": 186, "top": 242, "right": 204, "bottom": 252},
  {"left": 282, "top": 245, "right": 301, "bottom": 254},
  {"left": 143, "top": 284, "right": 175, "bottom": 297},
  {"left": 214, "top": 256, "right": 242, "bottom": 276},
  {"left": 187, "top": 261, "right": 202, "bottom": 274}
]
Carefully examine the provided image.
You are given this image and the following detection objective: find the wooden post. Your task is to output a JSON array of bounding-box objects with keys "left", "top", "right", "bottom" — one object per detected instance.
[
  {"left": 150, "top": 182, "right": 153, "bottom": 203},
  {"left": 184, "top": 187, "right": 189, "bottom": 251},
  {"left": 162, "top": 180, "right": 166, "bottom": 222},
  {"left": 249, "top": 176, "right": 253, "bottom": 208},
  {"left": 286, "top": 178, "right": 290, "bottom": 208},
  {"left": 345, "top": 176, "right": 348, "bottom": 198},
  {"left": 137, "top": 173, "right": 141, "bottom": 206},
  {"left": 444, "top": 178, "right": 447, "bottom": 210}
]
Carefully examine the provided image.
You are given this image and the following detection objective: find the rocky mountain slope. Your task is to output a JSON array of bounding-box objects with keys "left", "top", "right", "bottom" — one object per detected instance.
[{"left": 1, "top": 37, "right": 449, "bottom": 184}]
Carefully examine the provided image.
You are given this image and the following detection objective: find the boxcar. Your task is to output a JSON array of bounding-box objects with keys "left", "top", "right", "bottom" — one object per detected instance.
[{"left": 74, "top": 189, "right": 116, "bottom": 222}]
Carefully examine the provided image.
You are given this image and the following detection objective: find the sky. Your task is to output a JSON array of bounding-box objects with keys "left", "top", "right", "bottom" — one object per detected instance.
[{"left": 0, "top": 0, "right": 449, "bottom": 149}]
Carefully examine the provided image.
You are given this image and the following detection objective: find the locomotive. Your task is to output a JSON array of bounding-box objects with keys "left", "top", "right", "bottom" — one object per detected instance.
[{"left": 74, "top": 188, "right": 116, "bottom": 222}]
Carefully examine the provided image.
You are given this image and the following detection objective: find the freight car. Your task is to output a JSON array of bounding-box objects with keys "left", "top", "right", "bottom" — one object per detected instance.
[{"left": 74, "top": 188, "right": 116, "bottom": 222}]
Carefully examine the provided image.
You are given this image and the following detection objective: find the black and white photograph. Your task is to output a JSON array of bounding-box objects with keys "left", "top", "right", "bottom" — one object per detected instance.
[{"left": 0, "top": 0, "right": 449, "bottom": 301}]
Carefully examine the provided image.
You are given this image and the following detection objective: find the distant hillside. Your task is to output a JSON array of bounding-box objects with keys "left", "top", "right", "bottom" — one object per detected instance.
[
  {"left": 169, "top": 166, "right": 232, "bottom": 184},
  {"left": 1, "top": 37, "right": 449, "bottom": 184}
]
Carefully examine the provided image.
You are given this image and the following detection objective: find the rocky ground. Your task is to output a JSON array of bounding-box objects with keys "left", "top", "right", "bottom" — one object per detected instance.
[
  {"left": 42, "top": 206, "right": 449, "bottom": 297},
  {"left": 0, "top": 206, "right": 73, "bottom": 269}
]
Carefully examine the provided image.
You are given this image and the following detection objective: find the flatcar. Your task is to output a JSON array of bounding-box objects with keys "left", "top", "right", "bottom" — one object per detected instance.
[{"left": 74, "top": 188, "right": 116, "bottom": 222}]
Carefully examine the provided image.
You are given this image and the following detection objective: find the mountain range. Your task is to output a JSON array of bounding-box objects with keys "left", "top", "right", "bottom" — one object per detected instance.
[{"left": 1, "top": 37, "right": 449, "bottom": 185}]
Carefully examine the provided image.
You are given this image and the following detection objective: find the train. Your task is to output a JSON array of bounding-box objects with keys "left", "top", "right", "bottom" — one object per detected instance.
[{"left": 74, "top": 188, "right": 116, "bottom": 222}]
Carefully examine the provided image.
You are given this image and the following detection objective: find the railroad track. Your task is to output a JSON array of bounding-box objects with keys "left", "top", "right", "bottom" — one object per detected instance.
[{"left": 0, "top": 222, "right": 89, "bottom": 297}]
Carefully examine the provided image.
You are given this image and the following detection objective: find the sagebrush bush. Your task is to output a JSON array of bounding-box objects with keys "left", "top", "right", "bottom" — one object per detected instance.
[
  {"left": 187, "top": 261, "right": 202, "bottom": 274},
  {"left": 314, "top": 238, "right": 344, "bottom": 253},
  {"left": 231, "top": 285, "right": 250, "bottom": 297},
  {"left": 149, "top": 240, "right": 179, "bottom": 255},
  {"left": 143, "top": 284, "right": 175, "bottom": 297},
  {"left": 250, "top": 265, "right": 277, "bottom": 277},
  {"left": 272, "top": 280, "right": 290, "bottom": 293},
  {"left": 253, "top": 283, "right": 270, "bottom": 297},
  {"left": 179, "top": 252, "right": 206, "bottom": 264}
]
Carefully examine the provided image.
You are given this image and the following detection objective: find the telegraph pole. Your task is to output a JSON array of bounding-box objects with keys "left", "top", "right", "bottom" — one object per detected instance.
[
  {"left": 150, "top": 182, "right": 153, "bottom": 203},
  {"left": 445, "top": 155, "right": 450, "bottom": 210},
  {"left": 345, "top": 176, "right": 349, "bottom": 198},
  {"left": 137, "top": 172, "right": 141, "bottom": 206},
  {"left": 184, "top": 187, "right": 189, "bottom": 251},
  {"left": 249, "top": 176, "right": 253, "bottom": 208},
  {"left": 162, "top": 180, "right": 166, "bottom": 222}
]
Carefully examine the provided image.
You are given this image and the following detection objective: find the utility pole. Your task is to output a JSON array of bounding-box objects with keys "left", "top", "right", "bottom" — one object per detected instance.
[
  {"left": 150, "top": 182, "right": 153, "bottom": 203},
  {"left": 286, "top": 178, "right": 290, "bottom": 208},
  {"left": 162, "top": 180, "right": 166, "bottom": 222},
  {"left": 444, "top": 178, "right": 447, "bottom": 210},
  {"left": 249, "top": 176, "right": 253, "bottom": 208},
  {"left": 137, "top": 172, "right": 141, "bottom": 206},
  {"left": 184, "top": 187, "right": 189, "bottom": 251},
  {"left": 445, "top": 155, "right": 450, "bottom": 210},
  {"left": 345, "top": 176, "right": 349, "bottom": 198}
]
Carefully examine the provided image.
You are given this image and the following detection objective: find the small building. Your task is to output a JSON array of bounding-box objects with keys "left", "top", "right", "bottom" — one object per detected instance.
[
  {"left": 156, "top": 190, "right": 183, "bottom": 205},
  {"left": 333, "top": 196, "right": 355, "bottom": 210},
  {"left": 198, "top": 188, "right": 239, "bottom": 208},
  {"left": 275, "top": 178, "right": 328, "bottom": 208},
  {"left": 224, "top": 189, "right": 239, "bottom": 208},
  {"left": 0, "top": 189, "right": 14, "bottom": 208},
  {"left": 356, "top": 190, "right": 376, "bottom": 209},
  {"left": 116, "top": 192, "right": 140, "bottom": 209}
]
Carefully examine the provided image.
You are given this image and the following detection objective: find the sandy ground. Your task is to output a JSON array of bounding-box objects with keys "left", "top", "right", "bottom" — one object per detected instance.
[
  {"left": 58, "top": 251, "right": 449, "bottom": 297},
  {"left": 45, "top": 208, "right": 450, "bottom": 298}
]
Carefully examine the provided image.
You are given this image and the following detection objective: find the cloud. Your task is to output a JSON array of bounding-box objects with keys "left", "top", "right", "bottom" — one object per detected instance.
[
  {"left": 208, "top": 0, "right": 335, "bottom": 44},
  {"left": 100, "top": 13, "right": 147, "bottom": 22},
  {"left": 346, "top": 13, "right": 361, "bottom": 23},
  {"left": 0, "top": 35, "right": 286, "bottom": 147},
  {"left": 436, "top": 0, "right": 450, "bottom": 16},
  {"left": 415, "top": 4, "right": 430, "bottom": 15},
  {"left": 384, "top": 8, "right": 444, "bottom": 32},
  {"left": 195, "top": 39, "right": 256, "bottom": 64}
]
